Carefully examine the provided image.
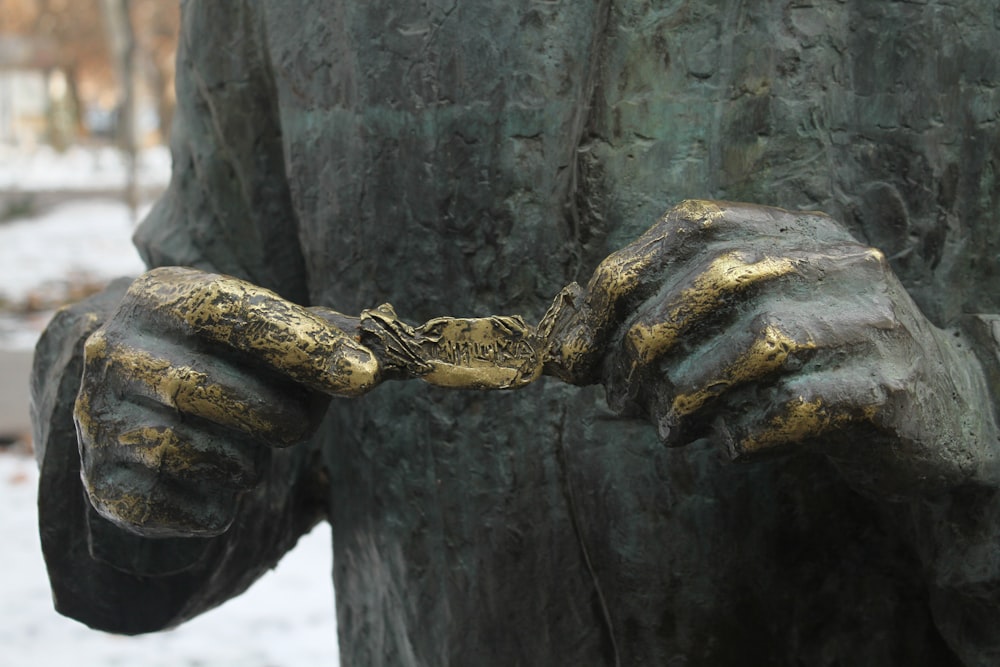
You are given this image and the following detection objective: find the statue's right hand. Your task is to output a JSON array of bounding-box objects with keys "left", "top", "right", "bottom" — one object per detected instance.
[{"left": 75, "top": 267, "right": 381, "bottom": 538}]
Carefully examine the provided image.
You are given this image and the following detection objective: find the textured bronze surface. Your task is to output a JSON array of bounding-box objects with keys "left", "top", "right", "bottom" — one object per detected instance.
[
  {"left": 29, "top": 2, "right": 1000, "bottom": 661},
  {"left": 125, "top": 267, "right": 382, "bottom": 397},
  {"left": 357, "top": 304, "right": 543, "bottom": 390}
]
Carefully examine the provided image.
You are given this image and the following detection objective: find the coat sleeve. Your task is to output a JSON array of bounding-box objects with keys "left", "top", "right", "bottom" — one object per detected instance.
[
  {"left": 134, "top": 0, "right": 308, "bottom": 303},
  {"left": 909, "top": 314, "right": 1000, "bottom": 665},
  {"left": 31, "top": 1, "right": 321, "bottom": 634}
]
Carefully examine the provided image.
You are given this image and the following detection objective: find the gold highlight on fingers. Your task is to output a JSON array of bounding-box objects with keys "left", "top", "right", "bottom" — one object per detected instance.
[
  {"left": 117, "top": 426, "right": 193, "bottom": 475},
  {"left": 736, "top": 398, "right": 878, "bottom": 457},
  {"left": 671, "top": 199, "right": 726, "bottom": 229},
  {"left": 130, "top": 268, "right": 380, "bottom": 397},
  {"left": 583, "top": 201, "right": 723, "bottom": 313},
  {"left": 83, "top": 478, "right": 235, "bottom": 537},
  {"left": 99, "top": 342, "right": 289, "bottom": 438},
  {"left": 671, "top": 325, "right": 814, "bottom": 416},
  {"left": 626, "top": 253, "right": 799, "bottom": 366},
  {"left": 536, "top": 201, "right": 725, "bottom": 383},
  {"left": 117, "top": 426, "right": 256, "bottom": 488},
  {"left": 85, "top": 486, "right": 155, "bottom": 532},
  {"left": 73, "top": 390, "right": 98, "bottom": 451}
]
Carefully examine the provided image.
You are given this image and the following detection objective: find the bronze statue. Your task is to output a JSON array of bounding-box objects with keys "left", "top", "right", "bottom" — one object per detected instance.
[{"left": 32, "top": 2, "right": 1000, "bottom": 665}]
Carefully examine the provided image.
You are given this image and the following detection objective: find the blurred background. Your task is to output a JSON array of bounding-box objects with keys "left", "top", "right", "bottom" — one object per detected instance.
[{"left": 0, "top": 2, "right": 339, "bottom": 664}]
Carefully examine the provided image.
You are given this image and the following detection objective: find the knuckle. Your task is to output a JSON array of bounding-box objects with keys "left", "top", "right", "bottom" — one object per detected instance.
[
  {"left": 696, "top": 250, "right": 799, "bottom": 297},
  {"left": 668, "top": 199, "right": 726, "bottom": 230},
  {"left": 828, "top": 248, "right": 905, "bottom": 331},
  {"left": 671, "top": 200, "right": 834, "bottom": 240},
  {"left": 117, "top": 425, "right": 263, "bottom": 489},
  {"left": 833, "top": 244, "right": 893, "bottom": 280},
  {"left": 82, "top": 328, "right": 111, "bottom": 365},
  {"left": 86, "top": 332, "right": 314, "bottom": 443},
  {"left": 588, "top": 250, "right": 639, "bottom": 299},
  {"left": 624, "top": 320, "right": 661, "bottom": 364},
  {"left": 864, "top": 246, "right": 892, "bottom": 273},
  {"left": 749, "top": 315, "right": 811, "bottom": 356}
]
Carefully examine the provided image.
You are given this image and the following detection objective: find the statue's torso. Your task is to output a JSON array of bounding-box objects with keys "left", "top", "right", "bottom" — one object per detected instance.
[
  {"left": 248, "top": 2, "right": 1000, "bottom": 664},
  {"left": 260, "top": 1, "right": 605, "bottom": 321}
]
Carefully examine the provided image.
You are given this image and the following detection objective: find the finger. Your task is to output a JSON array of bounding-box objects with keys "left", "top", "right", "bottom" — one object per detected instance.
[
  {"left": 666, "top": 319, "right": 826, "bottom": 423},
  {"left": 75, "top": 388, "right": 261, "bottom": 536},
  {"left": 621, "top": 245, "right": 890, "bottom": 376},
  {"left": 641, "top": 311, "right": 881, "bottom": 447},
  {"left": 538, "top": 200, "right": 855, "bottom": 384},
  {"left": 663, "top": 280, "right": 899, "bottom": 424},
  {"left": 673, "top": 336, "right": 972, "bottom": 496},
  {"left": 623, "top": 250, "right": 801, "bottom": 370},
  {"left": 120, "top": 267, "right": 380, "bottom": 397},
  {"left": 582, "top": 200, "right": 725, "bottom": 315},
  {"left": 692, "top": 200, "right": 849, "bottom": 245},
  {"left": 82, "top": 329, "right": 320, "bottom": 446},
  {"left": 579, "top": 200, "right": 848, "bottom": 323},
  {"left": 713, "top": 363, "right": 892, "bottom": 461},
  {"left": 308, "top": 306, "right": 362, "bottom": 336},
  {"left": 114, "top": 425, "right": 264, "bottom": 490},
  {"left": 540, "top": 200, "right": 726, "bottom": 381},
  {"left": 609, "top": 246, "right": 900, "bottom": 441},
  {"left": 75, "top": 385, "right": 266, "bottom": 491},
  {"left": 538, "top": 200, "right": 854, "bottom": 384},
  {"left": 82, "top": 459, "right": 242, "bottom": 538}
]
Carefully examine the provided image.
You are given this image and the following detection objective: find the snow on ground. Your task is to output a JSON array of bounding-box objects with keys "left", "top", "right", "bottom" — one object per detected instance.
[
  {"left": 0, "top": 144, "right": 171, "bottom": 192},
  {"left": 0, "top": 144, "right": 169, "bottom": 350},
  {"left": 0, "top": 197, "right": 148, "bottom": 350},
  {"left": 0, "top": 450, "right": 340, "bottom": 667},
  {"left": 0, "top": 198, "right": 148, "bottom": 297}
]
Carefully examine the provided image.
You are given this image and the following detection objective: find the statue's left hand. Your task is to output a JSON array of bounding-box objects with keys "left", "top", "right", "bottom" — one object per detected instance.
[{"left": 541, "top": 200, "right": 999, "bottom": 494}]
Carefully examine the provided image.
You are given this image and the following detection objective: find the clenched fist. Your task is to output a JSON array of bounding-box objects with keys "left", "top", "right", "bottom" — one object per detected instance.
[
  {"left": 75, "top": 267, "right": 380, "bottom": 538},
  {"left": 541, "top": 200, "right": 999, "bottom": 494}
]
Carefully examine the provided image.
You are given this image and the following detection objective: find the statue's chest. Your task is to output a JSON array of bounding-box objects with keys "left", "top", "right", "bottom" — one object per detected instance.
[
  {"left": 258, "top": 1, "right": 608, "bottom": 314},
  {"left": 261, "top": 1, "right": 604, "bottom": 133}
]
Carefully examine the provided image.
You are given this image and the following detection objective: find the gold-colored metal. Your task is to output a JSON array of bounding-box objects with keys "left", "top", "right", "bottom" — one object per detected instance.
[
  {"left": 535, "top": 200, "right": 724, "bottom": 382},
  {"left": 359, "top": 304, "right": 542, "bottom": 389},
  {"left": 671, "top": 325, "right": 814, "bottom": 416},
  {"left": 72, "top": 390, "right": 98, "bottom": 455},
  {"left": 80, "top": 200, "right": 872, "bottom": 462},
  {"left": 737, "top": 398, "right": 878, "bottom": 455},
  {"left": 88, "top": 333, "right": 285, "bottom": 438},
  {"left": 116, "top": 427, "right": 199, "bottom": 475},
  {"left": 83, "top": 201, "right": 743, "bottom": 404},
  {"left": 626, "top": 253, "right": 798, "bottom": 367},
  {"left": 83, "top": 198, "right": 918, "bottom": 539},
  {"left": 130, "top": 267, "right": 381, "bottom": 397},
  {"left": 78, "top": 201, "right": 804, "bottom": 404},
  {"left": 671, "top": 199, "right": 727, "bottom": 228},
  {"left": 87, "top": 489, "right": 153, "bottom": 531}
]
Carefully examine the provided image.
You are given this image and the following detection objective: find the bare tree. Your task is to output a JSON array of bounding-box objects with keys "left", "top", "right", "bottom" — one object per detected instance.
[
  {"left": 0, "top": 0, "right": 116, "bottom": 139},
  {"left": 0, "top": 0, "right": 178, "bottom": 144},
  {"left": 132, "top": 0, "right": 178, "bottom": 141}
]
